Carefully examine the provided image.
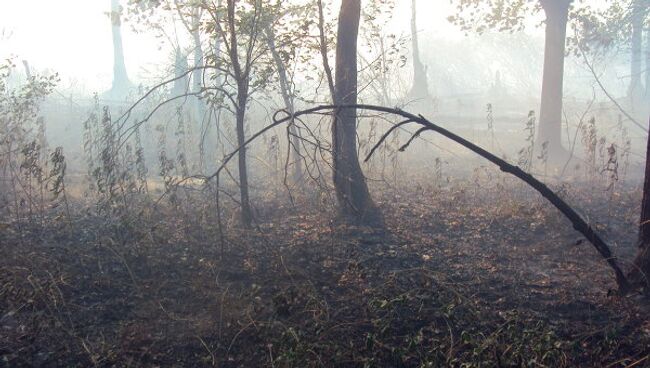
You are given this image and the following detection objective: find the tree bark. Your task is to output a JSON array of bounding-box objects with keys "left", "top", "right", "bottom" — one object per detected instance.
[
  {"left": 538, "top": 0, "right": 571, "bottom": 161},
  {"left": 631, "top": 118, "right": 650, "bottom": 288},
  {"left": 332, "top": 0, "right": 382, "bottom": 226},
  {"left": 109, "top": 0, "right": 132, "bottom": 98},
  {"left": 409, "top": 0, "right": 429, "bottom": 100}
]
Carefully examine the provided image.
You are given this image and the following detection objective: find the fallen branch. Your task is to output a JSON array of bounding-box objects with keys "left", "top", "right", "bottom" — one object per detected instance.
[{"left": 204, "top": 104, "right": 630, "bottom": 292}]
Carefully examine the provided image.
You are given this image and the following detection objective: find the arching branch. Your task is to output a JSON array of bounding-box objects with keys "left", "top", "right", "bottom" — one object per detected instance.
[{"left": 203, "top": 104, "right": 631, "bottom": 292}]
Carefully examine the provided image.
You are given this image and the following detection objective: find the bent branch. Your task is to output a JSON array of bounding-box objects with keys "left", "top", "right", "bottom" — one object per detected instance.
[{"left": 204, "top": 104, "right": 630, "bottom": 292}]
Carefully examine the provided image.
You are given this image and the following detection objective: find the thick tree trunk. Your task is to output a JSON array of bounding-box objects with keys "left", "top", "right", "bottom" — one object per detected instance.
[
  {"left": 631, "top": 118, "right": 650, "bottom": 288},
  {"left": 409, "top": 0, "right": 429, "bottom": 100},
  {"left": 332, "top": 0, "right": 382, "bottom": 226},
  {"left": 629, "top": 0, "right": 644, "bottom": 108},
  {"left": 109, "top": 0, "right": 131, "bottom": 97},
  {"left": 265, "top": 25, "right": 303, "bottom": 184},
  {"left": 538, "top": 0, "right": 571, "bottom": 161}
]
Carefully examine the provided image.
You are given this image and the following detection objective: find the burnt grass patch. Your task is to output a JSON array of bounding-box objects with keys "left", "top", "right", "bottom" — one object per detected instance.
[{"left": 1, "top": 183, "right": 649, "bottom": 367}]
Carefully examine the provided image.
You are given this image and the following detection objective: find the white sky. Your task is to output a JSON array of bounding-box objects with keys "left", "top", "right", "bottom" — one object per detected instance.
[
  {"left": 0, "top": 0, "right": 530, "bottom": 93},
  {"left": 0, "top": 0, "right": 164, "bottom": 92}
]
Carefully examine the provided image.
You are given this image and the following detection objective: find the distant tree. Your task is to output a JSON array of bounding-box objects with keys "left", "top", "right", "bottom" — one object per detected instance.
[
  {"left": 332, "top": 0, "right": 382, "bottom": 225},
  {"left": 260, "top": 2, "right": 315, "bottom": 185},
  {"left": 570, "top": 0, "right": 649, "bottom": 108},
  {"left": 409, "top": 0, "right": 429, "bottom": 101},
  {"left": 173, "top": 1, "right": 207, "bottom": 117},
  {"left": 107, "top": 0, "right": 133, "bottom": 99},
  {"left": 449, "top": 0, "right": 573, "bottom": 161}
]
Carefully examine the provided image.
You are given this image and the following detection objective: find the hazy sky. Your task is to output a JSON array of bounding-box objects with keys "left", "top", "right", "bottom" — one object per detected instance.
[
  {"left": 0, "top": 0, "right": 521, "bottom": 93},
  {"left": 0, "top": 0, "right": 164, "bottom": 92}
]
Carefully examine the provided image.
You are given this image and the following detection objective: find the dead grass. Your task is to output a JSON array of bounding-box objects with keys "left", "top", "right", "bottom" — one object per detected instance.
[{"left": 1, "top": 178, "right": 649, "bottom": 367}]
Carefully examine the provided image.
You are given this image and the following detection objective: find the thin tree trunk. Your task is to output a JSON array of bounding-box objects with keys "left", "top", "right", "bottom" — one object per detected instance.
[
  {"left": 226, "top": 0, "right": 252, "bottom": 227},
  {"left": 265, "top": 25, "right": 303, "bottom": 184},
  {"left": 409, "top": 0, "right": 429, "bottom": 100},
  {"left": 332, "top": 0, "right": 382, "bottom": 226},
  {"left": 645, "top": 26, "right": 650, "bottom": 98},
  {"left": 317, "top": 0, "right": 336, "bottom": 101},
  {"left": 538, "top": 0, "right": 571, "bottom": 160},
  {"left": 192, "top": 10, "right": 205, "bottom": 113},
  {"left": 236, "top": 95, "right": 251, "bottom": 227}
]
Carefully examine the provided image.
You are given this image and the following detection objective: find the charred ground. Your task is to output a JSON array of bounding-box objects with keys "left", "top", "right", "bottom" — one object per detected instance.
[{"left": 2, "top": 175, "right": 648, "bottom": 367}]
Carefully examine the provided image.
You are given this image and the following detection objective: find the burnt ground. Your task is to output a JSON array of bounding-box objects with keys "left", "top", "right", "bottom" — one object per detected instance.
[{"left": 1, "top": 178, "right": 650, "bottom": 367}]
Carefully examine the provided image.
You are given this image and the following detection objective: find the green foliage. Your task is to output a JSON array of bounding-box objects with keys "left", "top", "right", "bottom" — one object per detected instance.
[
  {"left": 568, "top": 0, "right": 649, "bottom": 55},
  {"left": 0, "top": 60, "right": 58, "bottom": 222},
  {"left": 448, "top": 0, "right": 540, "bottom": 35}
]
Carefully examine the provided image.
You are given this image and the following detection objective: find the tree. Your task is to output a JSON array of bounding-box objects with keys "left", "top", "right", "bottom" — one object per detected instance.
[
  {"left": 450, "top": 0, "right": 573, "bottom": 161},
  {"left": 646, "top": 22, "right": 650, "bottom": 98},
  {"left": 107, "top": 0, "right": 133, "bottom": 99},
  {"left": 261, "top": 2, "right": 311, "bottom": 185},
  {"left": 629, "top": 0, "right": 646, "bottom": 106},
  {"left": 571, "top": 0, "right": 649, "bottom": 109},
  {"left": 332, "top": 0, "right": 382, "bottom": 226},
  {"left": 538, "top": 0, "right": 572, "bottom": 160},
  {"left": 409, "top": 0, "right": 429, "bottom": 100},
  {"left": 129, "top": 0, "right": 277, "bottom": 227},
  {"left": 215, "top": 0, "right": 257, "bottom": 227}
]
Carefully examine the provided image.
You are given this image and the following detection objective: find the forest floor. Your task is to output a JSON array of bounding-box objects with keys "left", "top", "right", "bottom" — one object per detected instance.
[{"left": 1, "top": 176, "right": 650, "bottom": 367}]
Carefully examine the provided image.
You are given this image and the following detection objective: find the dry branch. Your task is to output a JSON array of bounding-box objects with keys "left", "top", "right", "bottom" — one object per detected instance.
[{"left": 204, "top": 104, "right": 630, "bottom": 292}]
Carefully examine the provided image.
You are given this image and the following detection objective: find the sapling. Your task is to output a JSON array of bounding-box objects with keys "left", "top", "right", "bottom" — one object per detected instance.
[{"left": 517, "top": 110, "right": 536, "bottom": 173}]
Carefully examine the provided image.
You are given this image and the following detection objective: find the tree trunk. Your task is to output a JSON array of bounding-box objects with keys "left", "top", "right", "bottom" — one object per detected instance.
[
  {"left": 630, "top": 118, "right": 650, "bottom": 289},
  {"left": 109, "top": 0, "right": 131, "bottom": 98},
  {"left": 332, "top": 0, "right": 382, "bottom": 226},
  {"left": 538, "top": 0, "right": 571, "bottom": 161},
  {"left": 265, "top": 25, "right": 303, "bottom": 184},
  {"left": 236, "top": 92, "right": 252, "bottom": 227},
  {"left": 409, "top": 0, "right": 429, "bottom": 100},
  {"left": 227, "top": 0, "right": 252, "bottom": 227},
  {"left": 629, "top": 0, "right": 644, "bottom": 108},
  {"left": 191, "top": 10, "right": 206, "bottom": 117},
  {"left": 172, "top": 47, "right": 189, "bottom": 97},
  {"left": 645, "top": 26, "right": 650, "bottom": 98},
  {"left": 317, "top": 0, "right": 336, "bottom": 100}
]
